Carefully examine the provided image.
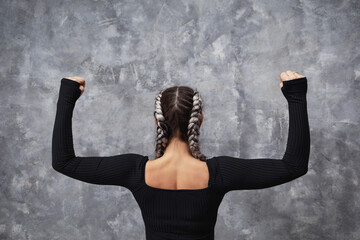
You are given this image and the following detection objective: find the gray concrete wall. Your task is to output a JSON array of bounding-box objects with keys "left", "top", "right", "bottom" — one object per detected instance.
[{"left": 0, "top": 0, "right": 359, "bottom": 239}]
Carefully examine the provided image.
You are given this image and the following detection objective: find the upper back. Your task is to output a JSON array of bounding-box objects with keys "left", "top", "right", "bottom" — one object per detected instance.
[
  {"left": 144, "top": 156, "right": 210, "bottom": 190},
  {"left": 131, "top": 155, "right": 225, "bottom": 239}
]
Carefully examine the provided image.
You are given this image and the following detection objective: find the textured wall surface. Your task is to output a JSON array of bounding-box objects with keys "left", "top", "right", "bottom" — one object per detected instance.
[{"left": 1, "top": 0, "right": 359, "bottom": 239}]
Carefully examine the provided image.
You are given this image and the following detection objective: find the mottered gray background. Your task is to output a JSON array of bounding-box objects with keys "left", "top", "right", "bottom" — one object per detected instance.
[{"left": 1, "top": 0, "right": 359, "bottom": 239}]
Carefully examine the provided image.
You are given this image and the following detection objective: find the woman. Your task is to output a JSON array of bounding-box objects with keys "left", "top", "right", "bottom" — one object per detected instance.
[{"left": 52, "top": 70, "right": 310, "bottom": 240}]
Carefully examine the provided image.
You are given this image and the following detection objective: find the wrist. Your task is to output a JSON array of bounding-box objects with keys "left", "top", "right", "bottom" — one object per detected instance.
[
  {"left": 58, "top": 78, "right": 81, "bottom": 104},
  {"left": 281, "top": 77, "right": 307, "bottom": 100}
]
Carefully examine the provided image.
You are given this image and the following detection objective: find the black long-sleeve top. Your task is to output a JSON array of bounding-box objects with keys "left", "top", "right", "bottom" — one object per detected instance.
[{"left": 52, "top": 77, "right": 310, "bottom": 240}]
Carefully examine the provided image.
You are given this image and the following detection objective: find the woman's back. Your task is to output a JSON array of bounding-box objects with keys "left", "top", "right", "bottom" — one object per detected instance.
[
  {"left": 144, "top": 156, "right": 210, "bottom": 190},
  {"left": 133, "top": 155, "right": 222, "bottom": 240}
]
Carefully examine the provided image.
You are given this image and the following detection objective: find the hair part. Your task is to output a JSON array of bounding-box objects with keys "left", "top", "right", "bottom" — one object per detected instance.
[{"left": 154, "top": 86, "right": 207, "bottom": 161}]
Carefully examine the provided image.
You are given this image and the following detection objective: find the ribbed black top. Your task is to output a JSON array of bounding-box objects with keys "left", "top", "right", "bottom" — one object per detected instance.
[{"left": 52, "top": 77, "right": 310, "bottom": 240}]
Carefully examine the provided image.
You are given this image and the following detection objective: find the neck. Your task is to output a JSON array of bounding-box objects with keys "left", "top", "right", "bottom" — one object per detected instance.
[{"left": 161, "top": 136, "right": 193, "bottom": 161}]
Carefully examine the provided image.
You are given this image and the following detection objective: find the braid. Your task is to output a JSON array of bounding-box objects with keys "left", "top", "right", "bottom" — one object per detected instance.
[
  {"left": 154, "top": 90, "right": 169, "bottom": 158},
  {"left": 187, "top": 90, "right": 207, "bottom": 161}
]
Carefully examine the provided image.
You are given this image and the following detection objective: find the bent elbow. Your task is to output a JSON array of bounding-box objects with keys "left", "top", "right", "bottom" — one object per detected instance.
[
  {"left": 293, "top": 167, "right": 308, "bottom": 179},
  {"left": 52, "top": 159, "right": 63, "bottom": 173},
  {"left": 52, "top": 163, "right": 60, "bottom": 172}
]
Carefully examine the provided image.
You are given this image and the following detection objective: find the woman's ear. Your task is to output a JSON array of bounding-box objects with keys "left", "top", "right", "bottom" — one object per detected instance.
[{"left": 200, "top": 112, "right": 204, "bottom": 127}]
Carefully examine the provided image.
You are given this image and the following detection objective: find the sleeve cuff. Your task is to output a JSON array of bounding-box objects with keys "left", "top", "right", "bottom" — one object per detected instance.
[
  {"left": 281, "top": 77, "right": 307, "bottom": 95},
  {"left": 58, "top": 78, "right": 82, "bottom": 104}
]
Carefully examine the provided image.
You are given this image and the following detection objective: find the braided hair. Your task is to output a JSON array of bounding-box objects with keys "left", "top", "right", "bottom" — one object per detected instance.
[{"left": 154, "top": 86, "right": 207, "bottom": 161}]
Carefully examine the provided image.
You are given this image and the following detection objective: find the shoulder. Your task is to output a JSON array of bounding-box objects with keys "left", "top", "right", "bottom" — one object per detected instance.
[
  {"left": 206, "top": 156, "right": 244, "bottom": 193},
  {"left": 113, "top": 153, "right": 147, "bottom": 169},
  {"left": 111, "top": 153, "right": 148, "bottom": 191}
]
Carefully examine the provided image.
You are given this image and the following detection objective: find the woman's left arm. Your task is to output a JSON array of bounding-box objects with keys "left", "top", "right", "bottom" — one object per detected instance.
[{"left": 52, "top": 78, "right": 144, "bottom": 190}]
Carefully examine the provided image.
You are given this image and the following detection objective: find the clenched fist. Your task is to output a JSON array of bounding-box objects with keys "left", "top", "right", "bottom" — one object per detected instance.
[
  {"left": 65, "top": 76, "right": 85, "bottom": 96},
  {"left": 280, "top": 70, "right": 305, "bottom": 89}
]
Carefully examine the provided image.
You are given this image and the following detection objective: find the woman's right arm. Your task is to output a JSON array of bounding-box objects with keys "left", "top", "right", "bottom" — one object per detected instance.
[{"left": 215, "top": 76, "right": 310, "bottom": 192}]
